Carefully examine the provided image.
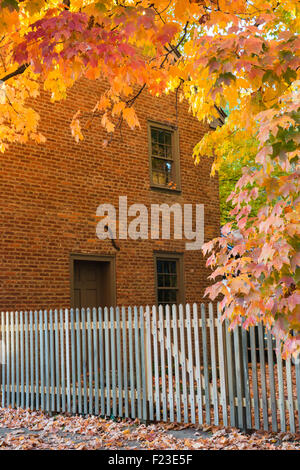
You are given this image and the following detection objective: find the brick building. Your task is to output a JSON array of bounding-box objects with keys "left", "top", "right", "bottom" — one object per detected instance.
[{"left": 0, "top": 78, "right": 220, "bottom": 311}]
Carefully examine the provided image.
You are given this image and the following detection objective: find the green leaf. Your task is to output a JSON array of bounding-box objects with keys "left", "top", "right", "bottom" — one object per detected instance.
[
  {"left": 283, "top": 67, "right": 297, "bottom": 85},
  {"left": 95, "top": 2, "right": 107, "bottom": 12},
  {"left": 216, "top": 72, "right": 236, "bottom": 87},
  {"left": 279, "top": 50, "right": 293, "bottom": 60},
  {"left": 0, "top": 0, "right": 19, "bottom": 10}
]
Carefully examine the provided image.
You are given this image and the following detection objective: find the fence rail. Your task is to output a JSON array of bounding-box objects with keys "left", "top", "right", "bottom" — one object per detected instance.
[{"left": 0, "top": 304, "right": 299, "bottom": 433}]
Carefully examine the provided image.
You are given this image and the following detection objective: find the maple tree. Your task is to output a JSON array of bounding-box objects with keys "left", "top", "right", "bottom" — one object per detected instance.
[{"left": 0, "top": 0, "right": 299, "bottom": 356}]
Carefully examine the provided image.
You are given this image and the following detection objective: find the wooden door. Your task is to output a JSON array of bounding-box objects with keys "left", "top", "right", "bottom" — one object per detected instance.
[{"left": 73, "top": 260, "right": 113, "bottom": 309}]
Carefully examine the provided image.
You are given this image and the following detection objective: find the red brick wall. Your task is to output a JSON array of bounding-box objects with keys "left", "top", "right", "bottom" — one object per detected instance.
[{"left": 0, "top": 78, "right": 220, "bottom": 310}]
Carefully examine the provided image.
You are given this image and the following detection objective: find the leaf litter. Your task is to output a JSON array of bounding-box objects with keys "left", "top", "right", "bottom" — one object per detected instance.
[{"left": 0, "top": 408, "right": 299, "bottom": 450}]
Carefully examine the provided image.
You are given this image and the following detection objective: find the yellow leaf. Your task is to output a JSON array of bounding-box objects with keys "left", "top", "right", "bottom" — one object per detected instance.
[
  {"left": 97, "top": 95, "right": 111, "bottom": 111},
  {"left": 123, "top": 107, "right": 140, "bottom": 129},
  {"left": 101, "top": 113, "right": 115, "bottom": 133},
  {"left": 112, "top": 101, "right": 126, "bottom": 117}
]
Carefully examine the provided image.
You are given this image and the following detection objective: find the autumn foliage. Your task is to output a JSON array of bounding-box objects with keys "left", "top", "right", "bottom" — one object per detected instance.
[{"left": 0, "top": 0, "right": 299, "bottom": 356}]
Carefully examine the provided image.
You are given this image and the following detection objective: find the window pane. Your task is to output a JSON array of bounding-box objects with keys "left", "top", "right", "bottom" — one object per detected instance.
[
  {"left": 169, "top": 274, "right": 177, "bottom": 287},
  {"left": 151, "top": 128, "right": 158, "bottom": 141},
  {"left": 157, "top": 260, "right": 163, "bottom": 273},
  {"left": 165, "top": 145, "right": 172, "bottom": 158},
  {"left": 158, "top": 290, "right": 164, "bottom": 303},
  {"left": 159, "top": 144, "right": 165, "bottom": 156},
  {"left": 157, "top": 274, "right": 164, "bottom": 287},
  {"left": 165, "top": 132, "right": 171, "bottom": 145},
  {"left": 169, "top": 261, "right": 177, "bottom": 274},
  {"left": 158, "top": 131, "right": 165, "bottom": 144},
  {"left": 152, "top": 143, "right": 165, "bottom": 157},
  {"left": 163, "top": 289, "right": 177, "bottom": 304},
  {"left": 152, "top": 158, "right": 173, "bottom": 185},
  {"left": 163, "top": 262, "right": 170, "bottom": 274}
]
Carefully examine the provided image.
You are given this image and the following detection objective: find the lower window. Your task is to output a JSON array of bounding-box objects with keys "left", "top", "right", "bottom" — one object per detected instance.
[{"left": 154, "top": 253, "right": 184, "bottom": 306}]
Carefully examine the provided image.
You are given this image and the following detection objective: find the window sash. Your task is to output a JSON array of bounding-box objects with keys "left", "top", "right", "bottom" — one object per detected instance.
[
  {"left": 156, "top": 256, "right": 183, "bottom": 306},
  {"left": 148, "top": 122, "right": 180, "bottom": 190}
]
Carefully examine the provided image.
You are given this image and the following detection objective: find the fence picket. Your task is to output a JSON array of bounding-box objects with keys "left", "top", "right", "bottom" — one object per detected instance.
[
  {"left": 233, "top": 328, "right": 245, "bottom": 429},
  {"left": 216, "top": 304, "right": 227, "bottom": 427},
  {"left": 158, "top": 305, "right": 167, "bottom": 421},
  {"left": 60, "top": 309, "right": 66, "bottom": 413},
  {"left": 98, "top": 307, "right": 105, "bottom": 416},
  {"left": 54, "top": 309, "right": 60, "bottom": 412},
  {"left": 15, "top": 311, "right": 20, "bottom": 408},
  {"left": 179, "top": 304, "right": 188, "bottom": 423},
  {"left": 10, "top": 312, "right": 15, "bottom": 409},
  {"left": 122, "top": 307, "right": 129, "bottom": 418},
  {"left": 201, "top": 304, "right": 210, "bottom": 425},
  {"left": 39, "top": 310, "right": 44, "bottom": 411},
  {"left": 30, "top": 311, "right": 34, "bottom": 411},
  {"left": 186, "top": 304, "right": 195, "bottom": 424},
  {"left": 104, "top": 307, "right": 110, "bottom": 416},
  {"left": 128, "top": 306, "right": 135, "bottom": 419},
  {"left": 44, "top": 310, "right": 50, "bottom": 412},
  {"left": 34, "top": 311, "right": 39, "bottom": 410},
  {"left": 250, "top": 326, "right": 260, "bottom": 429},
  {"left": 93, "top": 307, "right": 99, "bottom": 416},
  {"left": 286, "top": 354, "right": 295, "bottom": 433},
  {"left": 87, "top": 308, "right": 93, "bottom": 415},
  {"left": 49, "top": 310, "right": 55, "bottom": 413},
  {"left": 266, "top": 329, "right": 277, "bottom": 431},
  {"left": 70, "top": 308, "right": 77, "bottom": 414},
  {"left": 6, "top": 312, "right": 10, "bottom": 407},
  {"left": 145, "top": 306, "right": 153, "bottom": 421},
  {"left": 116, "top": 307, "right": 122, "bottom": 417},
  {"left": 276, "top": 339, "right": 286, "bottom": 432},
  {"left": 19, "top": 311, "right": 24, "bottom": 408},
  {"left": 152, "top": 305, "right": 160, "bottom": 421},
  {"left": 1, "top": 312, "right": 5, "bottom": 407},
  {"left": 165, "top": 305, "right": 174, "bottom": 422},
  {"left": 134, "top": 306, "right": 142, "bottom": 419},
  {"left": 209, "top": 303, "right": 219, "bottom": 426},
  {"left": 65, "top": 309, "right": 71, "bottom": 414},
  {"left": 75, "top": 308, "right": 82, "bottom": 414},
  {"left": 258, "top": 323, "right": 268, "bottom": 431},
  {"left": 24, "top": 311, "right": 29, "bottom": 410},
  {"left": 241, "top": 327, "right": 252, "bottom": 430},
  {"left": 193, "top": 304, "right": 203, "bottom": 426},
  {"left": 81, "top": 308, "right": 88, "bottom": 415},
  {"left": 172, "top": 304, "right": 181, "bottom": 423},
  {"left": 225, "top": 319, "right": 236, "bottom": 427},
  {"left": 140, "top": 306, "right": 147, "bottom": 421},
  {"left": 110, "top": 306, "right": 117, "bottom": 417}
]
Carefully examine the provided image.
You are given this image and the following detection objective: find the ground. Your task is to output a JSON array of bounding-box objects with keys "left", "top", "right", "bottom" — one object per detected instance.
[{"left": 0, "top": 408, "right": 299, "bottom": 450}]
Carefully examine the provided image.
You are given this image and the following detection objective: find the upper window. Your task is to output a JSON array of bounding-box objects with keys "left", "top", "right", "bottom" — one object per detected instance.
[{"left": 148, "top": 122, "right": 180, "bottom": 191}]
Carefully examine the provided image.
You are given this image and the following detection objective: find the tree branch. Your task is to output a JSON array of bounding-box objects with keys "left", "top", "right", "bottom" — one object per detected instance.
[
  {"left": 0, "top": 63, "right": 29, "bottom": 83},
  {"left": 126, "top": 83, "right": 146, "bottom": 107}
]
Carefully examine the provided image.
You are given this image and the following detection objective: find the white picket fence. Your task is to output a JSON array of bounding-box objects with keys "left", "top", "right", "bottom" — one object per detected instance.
[{"left": 0, "top": 303, "right": 300, "bottom": 433}]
